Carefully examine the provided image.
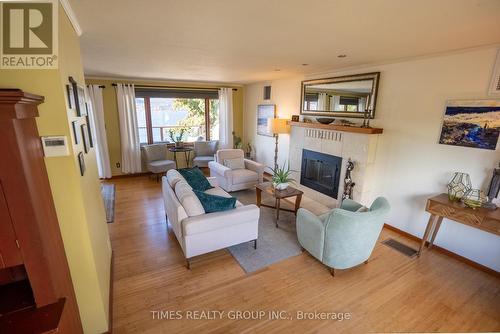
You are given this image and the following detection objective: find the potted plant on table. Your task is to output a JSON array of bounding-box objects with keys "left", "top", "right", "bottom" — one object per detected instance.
[
  {"left": 271, "top": 162, "right": 294, "bottom": 191},
  {"left": 168, "top": 128, "right": 186, "bottom": 148}
]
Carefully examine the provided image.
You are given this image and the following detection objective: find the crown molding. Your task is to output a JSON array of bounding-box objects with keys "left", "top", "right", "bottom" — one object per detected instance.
[
  {"left": 59, "top": 0, "right": 82, "bottom": 36},
  {"left": 84, "top": 75, "right": 244, "bottom": 87}
]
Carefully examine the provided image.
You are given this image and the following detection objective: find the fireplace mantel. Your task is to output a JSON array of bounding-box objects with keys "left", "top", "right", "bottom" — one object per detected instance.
[{"left": 288, "top": 121, "right": 383, "bottom": 134}]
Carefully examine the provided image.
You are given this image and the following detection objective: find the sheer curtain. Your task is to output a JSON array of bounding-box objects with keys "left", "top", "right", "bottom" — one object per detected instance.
[
  {"left": 317, "top": 93, "right": 328, "bottom": 110},
  {"left": 116, "top": 83, "right": 141, "bottom": 173},
  {"left": 218, "top": 88, "right": 233, "bottom": 149},
  {"left": 87, "top": 85, "right": 112, "bottom": 178},
  {"left": 330, "top": 95, "right": 341, "bottom": 111}
]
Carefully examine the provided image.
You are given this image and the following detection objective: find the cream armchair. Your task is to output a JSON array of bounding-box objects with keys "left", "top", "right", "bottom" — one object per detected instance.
[{"left": 208, "top": 149, "right": 264, "bottom": 192}]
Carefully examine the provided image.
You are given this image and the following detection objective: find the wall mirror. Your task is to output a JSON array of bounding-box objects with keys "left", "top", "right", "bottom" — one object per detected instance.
[{"left": 301, "top": 72, "right": 380, "bottom": 118}]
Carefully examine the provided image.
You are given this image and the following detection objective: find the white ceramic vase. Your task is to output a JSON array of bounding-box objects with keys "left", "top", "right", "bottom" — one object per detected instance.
[{"left": 274, "top": 182, "right": 289, "bottom": 190}]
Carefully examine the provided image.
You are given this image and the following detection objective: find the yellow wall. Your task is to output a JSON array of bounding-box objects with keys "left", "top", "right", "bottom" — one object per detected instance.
[
  {"left": 85, "top": 78, "right": 244, "bottom": 175},
  {"left": 0, "top": 6, "right": 111, "bottom": 334}
]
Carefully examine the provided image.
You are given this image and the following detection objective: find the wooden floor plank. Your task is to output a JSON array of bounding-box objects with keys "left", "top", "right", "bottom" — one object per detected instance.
[{"left": 105, "top": 176, "right": 500, "bottom": 333}]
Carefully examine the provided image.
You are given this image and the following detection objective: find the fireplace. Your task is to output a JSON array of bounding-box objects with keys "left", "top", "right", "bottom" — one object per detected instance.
[{"left": 300, "top": 149, "right": 342, "bottom": 199}]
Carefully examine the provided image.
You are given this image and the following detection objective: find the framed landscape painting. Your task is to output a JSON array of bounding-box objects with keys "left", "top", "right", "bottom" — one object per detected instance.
[
  {"left": 439, "top": 100, "right": 500, "bottom": 150},
  {"left": 257, "top": 104, "right": 276, "bottom": 136}
]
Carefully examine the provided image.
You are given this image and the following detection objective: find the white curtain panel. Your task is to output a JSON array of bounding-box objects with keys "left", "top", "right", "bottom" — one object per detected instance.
[
  {"left": 218, "top": 88, "right": 233, "bottom": 149},
  {"left": 317, "top": 93, "right": 328, "bottom": 110},
  {"left": 87, "top": 85, "right": 112, "bottom": 178},
  {"left": 358, "top": 97, "right": 367, "bottom": 112},
  {"left": 330, "top": 95, "right": 341, "bottom": 111},
  {"left": 116, "top": 83, "right": 142, "bottom": 173}
]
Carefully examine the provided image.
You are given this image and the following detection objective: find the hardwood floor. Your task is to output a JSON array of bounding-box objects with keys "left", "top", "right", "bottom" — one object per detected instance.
[{"left": 106, "top": 176, "right": 500, "bottom": 333}]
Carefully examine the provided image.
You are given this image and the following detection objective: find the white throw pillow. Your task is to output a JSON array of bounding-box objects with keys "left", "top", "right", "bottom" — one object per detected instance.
[
  {"left": 174, "top": 181, "right": 205, "bottom": 216},
  {"left": 166, "top": 169, "right": 185, "bottom": 188},
  {"left": 223, "top": 158, "right": 245, "bottom": 170},
  {"left": 356, "top": 206, "right": 369, "bottom": 213}
]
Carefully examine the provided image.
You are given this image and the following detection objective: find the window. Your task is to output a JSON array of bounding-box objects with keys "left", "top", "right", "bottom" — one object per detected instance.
[
  {"left": 304, "top": 93, "right": 318, "bottom": 110},
  {"left": 135, "top": 89, "right": 219, "bottom": 144},
  {"left": 339, "top": 96, "right": 359, "bottom": 112}
]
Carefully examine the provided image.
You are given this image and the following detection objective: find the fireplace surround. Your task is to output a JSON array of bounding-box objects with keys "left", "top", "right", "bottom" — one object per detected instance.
[{"left": 289, "top": 123, "right": 381, "bottom": 207}]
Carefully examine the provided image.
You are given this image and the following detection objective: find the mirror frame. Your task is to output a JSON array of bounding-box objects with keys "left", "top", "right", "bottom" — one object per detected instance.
[{"left": 300, "top": 72, "right": 380, "bottom": 119}]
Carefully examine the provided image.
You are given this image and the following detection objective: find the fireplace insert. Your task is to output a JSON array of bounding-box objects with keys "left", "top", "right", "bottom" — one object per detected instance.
[{"left": 300, "top": 149, "right": 342, "bottom": 199}]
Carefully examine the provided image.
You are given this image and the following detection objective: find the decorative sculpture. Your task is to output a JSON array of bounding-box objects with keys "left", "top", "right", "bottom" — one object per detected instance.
[
  {"left": 484, "top": 164, "right": 500, "bottom": 210},
  {"left": 361, "top": 108, "right": 372, "bottom": 128},
  {"left": 447, "top": 172, "right": 472, "bottom": 201},
  {"left": 342, "top": 159, "right": 356, "bottom": 201}
]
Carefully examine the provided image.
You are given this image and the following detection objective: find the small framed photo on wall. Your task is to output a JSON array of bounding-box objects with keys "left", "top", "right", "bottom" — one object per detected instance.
[
  {"left": 71, "top": 120, "right": 79, "bottom": 144},
  {"left": 85, "top": 114, "right": 94, "bottom": 148},
  {"left": 81, "top": 123, "right": 90, "bottom": 153},
  {"left": 78, "top": 152, "right": 85, "bottom": 176},
  {"left": 66, "top": 84, "right": 75, "bottom": 109},
  {"left": 69, "top": 76, "right": 87, "bottom": 117}
]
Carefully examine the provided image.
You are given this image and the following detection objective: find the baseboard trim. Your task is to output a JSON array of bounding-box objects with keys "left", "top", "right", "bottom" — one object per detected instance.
[
  {"left": 107, "top": 172, "right": 151, "bottom": 179},
  {"left": 104, "top": 251, "right": 114, "bottom": 334},
  {"left": 383, "top": 224, "right": 499, "bottom": 278}
]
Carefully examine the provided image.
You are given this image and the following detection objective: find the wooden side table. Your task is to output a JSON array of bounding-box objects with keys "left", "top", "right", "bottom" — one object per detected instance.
[
  {"left": 418, "top": 193, "right": 500, "bottom": 256},
  {"left": 255, "top": 182, "right": 303, "bottom": 228}
]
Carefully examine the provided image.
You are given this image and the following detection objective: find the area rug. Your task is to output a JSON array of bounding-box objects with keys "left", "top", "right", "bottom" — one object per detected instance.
[
  {"left": 101, "top": 183, "right": 116, "bottom": 223},
  {"left": 228, "top": 190, "right": 302, "bottom": 273}
]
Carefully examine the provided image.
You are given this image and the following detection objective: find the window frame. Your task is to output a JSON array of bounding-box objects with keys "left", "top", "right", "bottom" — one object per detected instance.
[{"left": 137, "top": 94, "right": 218, "bottom": 145}]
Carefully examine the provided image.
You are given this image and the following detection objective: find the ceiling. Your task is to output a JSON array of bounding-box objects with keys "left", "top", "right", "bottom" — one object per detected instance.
[{"left": 69, "top": 0, "right": 500, "bottom": 84}]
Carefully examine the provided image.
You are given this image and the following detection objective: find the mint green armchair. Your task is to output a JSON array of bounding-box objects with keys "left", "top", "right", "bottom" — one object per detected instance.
[{"left": 296, "top": 197, "right": 390, "bottom": 276}]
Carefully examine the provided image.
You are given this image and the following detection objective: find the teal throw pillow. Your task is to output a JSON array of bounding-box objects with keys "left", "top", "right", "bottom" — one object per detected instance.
[
  {"left": 193, "top": 190, "right": 236, "bottom": 213},
  {"left": 177, "top": 167, "right": 213, "bottom": 191}
]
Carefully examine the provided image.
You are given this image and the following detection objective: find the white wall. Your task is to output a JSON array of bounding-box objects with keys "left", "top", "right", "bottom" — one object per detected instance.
[
  {"left": 244, "top": 77, "right": 303, "bottom": 171},
  {"left": 243, "top": 46, "right": 500, "bottom": 271}
]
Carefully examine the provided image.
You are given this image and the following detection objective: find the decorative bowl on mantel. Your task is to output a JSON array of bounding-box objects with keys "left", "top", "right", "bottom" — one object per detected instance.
[{"left": 316, "top": 117, "right": 335, "bottom": 124}]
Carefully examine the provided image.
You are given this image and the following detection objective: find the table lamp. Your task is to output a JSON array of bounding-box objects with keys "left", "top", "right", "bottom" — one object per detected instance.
[{"left": 270, "top": 118, "right": 290, "bottom": 171}]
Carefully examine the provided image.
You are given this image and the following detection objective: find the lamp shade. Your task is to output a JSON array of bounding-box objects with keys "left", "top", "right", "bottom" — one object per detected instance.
[{"left": 270, "top": 118, "right": 290, "bottom": 134}]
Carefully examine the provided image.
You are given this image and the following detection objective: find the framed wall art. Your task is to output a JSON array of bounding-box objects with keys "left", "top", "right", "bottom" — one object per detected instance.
[
  {"left": 81, "top": 123, "right": 90, "bottom": 153},
  {"left": 78, "top": 152, "right": 85, "bottom": 176},
  {"left": 257, "top": 104, "right": 276, "bottom": 136},
  {"left": 69, "top": 76, "right": 87, "bottom": 117},
  {"left": 66, "top": 84, "right": 75, "bottom": 109},
  {"left": 439, "top": 100, "right": 500, "bottom": 150},
  {"left": 71, "top": 120, "right": 79, "bottom": 144}
]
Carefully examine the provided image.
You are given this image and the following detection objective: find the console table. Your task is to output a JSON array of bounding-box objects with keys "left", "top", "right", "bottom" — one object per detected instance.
[{"left": 418, "top": 193, "right": 500, "bottom": 256}]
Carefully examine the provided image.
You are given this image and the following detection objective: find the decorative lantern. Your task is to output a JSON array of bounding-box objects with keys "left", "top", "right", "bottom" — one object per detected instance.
[
  {"left": 447, "top": 172, "right": 472, "bottom": 201},
  {"left": 462, "top": 189, "right": 487, "bottom": 209}
]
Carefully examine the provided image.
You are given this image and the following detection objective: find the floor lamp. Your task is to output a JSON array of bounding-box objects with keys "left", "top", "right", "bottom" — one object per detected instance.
[{"left": 270, "top": 118, "right": 290, "bottom": 171}]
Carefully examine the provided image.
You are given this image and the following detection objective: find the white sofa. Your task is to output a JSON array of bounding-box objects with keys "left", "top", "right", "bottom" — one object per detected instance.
[
  {"left": 208, "top": 149, "right": 265, "bottom": 192},
  {"left": 162, "top": 170, "right": 260, "bottom": 268}
]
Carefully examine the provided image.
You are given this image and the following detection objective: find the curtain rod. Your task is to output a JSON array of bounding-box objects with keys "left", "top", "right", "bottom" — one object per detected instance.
[{"left": 111, "top": 83, "right": 237, "bottom": 91}]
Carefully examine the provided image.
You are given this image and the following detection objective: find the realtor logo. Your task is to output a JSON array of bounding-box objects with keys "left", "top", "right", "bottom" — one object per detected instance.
[{"left": 1, "top": 0, "right": 58, "bottom": 68}]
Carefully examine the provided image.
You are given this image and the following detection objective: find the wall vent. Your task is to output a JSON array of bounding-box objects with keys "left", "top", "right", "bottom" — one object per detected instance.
[
  {"left": 488, "top": 49, "right": 500, "bottom": 96},
  {"left": 263, "top": 86, "right": 271, "bottom": 100}
]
